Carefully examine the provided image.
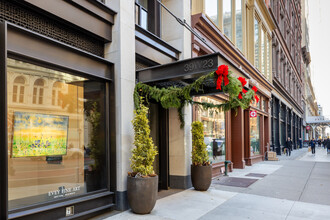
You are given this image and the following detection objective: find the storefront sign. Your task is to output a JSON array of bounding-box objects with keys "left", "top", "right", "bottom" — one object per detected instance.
[
  {"left": 306, "top": 126, "right": 311, "bottom": 130},
  {"left": 250, "top": 110, "right": 257, "bottom": 118},
  {"left": 48, "top": 185, "right": 81, "bottom": 199}
]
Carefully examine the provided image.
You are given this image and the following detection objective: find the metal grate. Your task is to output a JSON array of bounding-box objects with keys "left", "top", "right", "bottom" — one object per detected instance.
[{"left": 0, "top": 0, "right": 104, "bottom": 57}]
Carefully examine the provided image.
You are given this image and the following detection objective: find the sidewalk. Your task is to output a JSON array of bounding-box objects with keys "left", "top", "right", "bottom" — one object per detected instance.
[{"left": 98, "top": 148, "right": 330, "bottom": 220}]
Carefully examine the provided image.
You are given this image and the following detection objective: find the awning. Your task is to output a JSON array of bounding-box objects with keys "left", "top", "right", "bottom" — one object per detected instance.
[{"left": 136, "top": 52, "right": 250, "bottom": 94}]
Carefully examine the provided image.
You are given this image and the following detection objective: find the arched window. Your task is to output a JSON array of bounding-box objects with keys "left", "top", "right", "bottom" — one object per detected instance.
[
  {"left": 52, "top": 81, "right": 63, "bottom": 106},
  {"left": 33, "top": 79, "right": 44, "bottom": 104},
  {"left": 13, "top": 76, "right": 25, "bottom": 103}
]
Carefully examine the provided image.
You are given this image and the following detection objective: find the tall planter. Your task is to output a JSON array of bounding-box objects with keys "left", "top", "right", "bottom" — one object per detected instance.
[
  {"left": 127, "top": 175, "right": 158, "bottom": 214},
  {"left": 191, "top": 121, "right": 212, "bottom": 191},
  {"left": 128, "top": 99, "right": 158, "bottom": 214},
  {"left": 191, "top": 165, "right": 212, "bottom": 191}
]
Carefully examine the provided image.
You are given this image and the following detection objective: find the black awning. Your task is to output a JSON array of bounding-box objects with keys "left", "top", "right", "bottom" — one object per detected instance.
[{"left": 136, "top": 52, "right": 250, "bottom": 93}]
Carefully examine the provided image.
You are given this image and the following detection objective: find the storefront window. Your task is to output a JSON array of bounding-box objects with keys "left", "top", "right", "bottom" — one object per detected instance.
[
  {"left": 250, "top": 115, "right": 260, "bottom": 156},
  {"left": 194, "top": 96, "right": 226, "bottom": 164},
  {"left": 251, "top": 95, "right": 261, "bottom": 109},
  {"left": 7, "top": 58, "right": 107, "bottom": 210}
]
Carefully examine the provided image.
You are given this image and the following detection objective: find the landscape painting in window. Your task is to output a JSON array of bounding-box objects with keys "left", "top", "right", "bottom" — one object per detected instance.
[{"left": 12, "top": 112, "right": 69, "bottom": 158}]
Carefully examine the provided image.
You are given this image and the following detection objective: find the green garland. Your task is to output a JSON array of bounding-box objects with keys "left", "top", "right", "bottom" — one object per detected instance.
[{"left": 134, "top": 69, "right": 256, "bottom": 128}]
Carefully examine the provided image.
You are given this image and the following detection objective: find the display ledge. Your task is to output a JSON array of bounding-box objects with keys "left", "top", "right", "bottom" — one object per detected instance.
[
  {"left": 245, "top": 155, "right": 264, "bottom": 166},
  {"left": 9, "top": 191, "right": 114, "bottom": 219}
]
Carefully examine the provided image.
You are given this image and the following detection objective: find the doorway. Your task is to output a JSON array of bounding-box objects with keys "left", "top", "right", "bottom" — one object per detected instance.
[{"left": 149, "top": 103, "right": 169, "bottom": 190}]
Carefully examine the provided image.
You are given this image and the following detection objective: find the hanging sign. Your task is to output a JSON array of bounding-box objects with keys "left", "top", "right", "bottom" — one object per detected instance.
[
  {"left": 250, "top": 110, "right": 257, "bottom": 118},
  {"left": 306, "top": 126, "right": 311, "bottom": 131}
]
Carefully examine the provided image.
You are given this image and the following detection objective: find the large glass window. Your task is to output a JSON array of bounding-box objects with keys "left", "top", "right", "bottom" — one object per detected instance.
[
  {"left": 223, "top": 0, "right": 232, "bottom": 40},
  {"left": 205, "top": 0, "right": 219, "bottom": 26},
  {"left": 254, "top": 18, "right": 259, "bottom": 69},
  {"left": 250, "top": 115, "right": 260, "bottom": 156},
  {"left": 261, "top": 30, "right": 265, "bottom": 74},
  {"left": 235, "top": 0, "right": 243, "bottom": 51},
  {"left": 7, "top": 59, "right": 107, "bottom": 210},
  {"left": 194, "top": 96, "right": 226, "bottom": 164}
]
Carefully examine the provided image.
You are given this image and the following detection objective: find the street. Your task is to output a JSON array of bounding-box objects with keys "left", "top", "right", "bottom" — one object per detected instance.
[{"left": 99, "top": 147, "right": 330, "bottom": 220}]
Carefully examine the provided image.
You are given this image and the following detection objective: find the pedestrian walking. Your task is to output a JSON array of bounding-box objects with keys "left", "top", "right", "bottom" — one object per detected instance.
[
  {"left": 310, "top": 138, "right": 316, "bottom": 155},
  {"left": 327, "top": 138, "right": 330, "bottom": 154},
  {"left": 299, "top": 138, "right": 302, "bottom": 149},
  {"left": 284, "top": 137, "right": 292, "bottom": 156}
]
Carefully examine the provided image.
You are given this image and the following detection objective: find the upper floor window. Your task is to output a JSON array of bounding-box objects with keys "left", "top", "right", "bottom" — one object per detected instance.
[
  {"left": 204, "top": 0, "right": 244, "bottom": 52},
  {"left": 13, "top": 76, "right": 25, "bottom": 103},
  {"left": 254, "top": 13, "right": 272, "bottom": 81},
  {"left": 52, "top": 81, "right": 63, "bottom": 106},
  {"left": 254, "top": 17, "right": 259, "bottom": 68},
  {"left": 135, "top": 0, "right": 148, "bottom": 30},
  {"left": 33, "top": 79, "right": 44, "bottom": 104},
  {"left": 135, "top": 0, "right": 160, "bottom": 36}
]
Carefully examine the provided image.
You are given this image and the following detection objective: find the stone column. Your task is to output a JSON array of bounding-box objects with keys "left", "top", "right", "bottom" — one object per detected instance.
[
  {"left": 231, "top": 107, "right": 245, "bottom": 169},
  {"left": 162, "top": 0, "right": 192, "bottom": 189},
  {"left": 104, "top": 0, "right": 135, "bottom": 210}
]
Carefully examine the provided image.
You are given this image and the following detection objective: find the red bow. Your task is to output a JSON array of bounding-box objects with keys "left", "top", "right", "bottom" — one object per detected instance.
[
  {"left": 255, "top": 95, "right": 259, "bottom": 103},
  {"left": 238, "top": 93, "right": 243, "bottom": 99},
  {"left": 251, "top": 86, "right": 259, "bottom": 103},
  {"left": 238, "top": 77, "right": 247, "bottom": 87},
  {"left": 215, "top": 65, "right": 229, "bottom": 90}
]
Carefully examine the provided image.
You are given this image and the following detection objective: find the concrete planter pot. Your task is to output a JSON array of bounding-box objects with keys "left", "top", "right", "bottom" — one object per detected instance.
[
  {"left": 191, "top": 165, "right": 212, "bottom": 191},
  {"left": 127, "top": 175, "right": 158, "bottom": 214}
]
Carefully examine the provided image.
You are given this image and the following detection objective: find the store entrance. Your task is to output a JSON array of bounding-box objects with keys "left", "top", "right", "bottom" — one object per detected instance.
[{"left": 149, "top": 103, "right": 169, "bottom": 190}]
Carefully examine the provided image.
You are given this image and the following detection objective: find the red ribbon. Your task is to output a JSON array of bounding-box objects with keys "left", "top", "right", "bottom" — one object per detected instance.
[
  {"left": 215, "top": 65, "right": 229, "bottom": 90},
  {"left": 238, "top": 93, "right": 243, "bottom": 99},
  {"left": 251, "top": 86, "right": 259, "bottom": 103}
]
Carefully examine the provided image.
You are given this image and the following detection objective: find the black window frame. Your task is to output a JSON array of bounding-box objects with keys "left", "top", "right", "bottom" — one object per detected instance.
[
  {"left": 135, "top": 0, "right": 161, "bottom": 37},
  {"left": 0, "top": 21, "right": 116, "bottom": 219}
]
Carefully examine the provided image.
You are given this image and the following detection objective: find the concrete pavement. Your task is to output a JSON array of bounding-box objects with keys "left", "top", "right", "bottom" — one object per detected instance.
[{"left": 97, "top": 147, "right": 330, "bottom": 220}]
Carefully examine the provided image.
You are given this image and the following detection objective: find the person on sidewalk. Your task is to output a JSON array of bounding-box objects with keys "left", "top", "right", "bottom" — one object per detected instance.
[
  {"left": 284, "top": 137, "right": 292, "bottom": 156},
  {"left": 310, "top": 138, "right": 316, "bottom": 155},
  {"left": 327, "top": 138, "right": 330, "bottom": 154}
]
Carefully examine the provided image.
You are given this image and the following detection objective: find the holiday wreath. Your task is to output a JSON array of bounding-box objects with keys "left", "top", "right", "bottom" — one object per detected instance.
[{"left": 134, "top": 65, "right": 259, "bottom": 128}]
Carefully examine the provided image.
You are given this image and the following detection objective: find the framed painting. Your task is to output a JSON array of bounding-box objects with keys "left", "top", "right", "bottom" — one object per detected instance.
[{"left": 12, "top": 112, "right": 69, "bottom": 158}]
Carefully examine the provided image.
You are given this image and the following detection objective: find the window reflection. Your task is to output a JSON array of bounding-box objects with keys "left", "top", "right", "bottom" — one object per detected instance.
[
  {"left": 194, "top": 96, "right": 226, "bottom": 164},
  {"left": 7, "top": 58, "right": 107, "bottom": 210},
  {"left": 250, "top": 115, "right": 260, "bottom": 156},
  {"left": 33, "top": 79, "right": 45, "bottom": 104},
  {"left": 13, "top": 76, "right": 25, "bottom": 103}
]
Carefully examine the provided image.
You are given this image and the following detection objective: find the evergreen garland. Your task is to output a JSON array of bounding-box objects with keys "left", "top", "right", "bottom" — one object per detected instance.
[{"left": 134, "top": 68, "right": 257, "bottom": 128}]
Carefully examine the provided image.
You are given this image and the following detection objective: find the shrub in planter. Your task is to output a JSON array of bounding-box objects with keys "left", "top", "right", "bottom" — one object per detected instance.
[
  {"left": 191, "top": 121, "right": 212, "bottom": 191},
  {"left": 127, "top": 100, "right": 158, "bottom": 214}
]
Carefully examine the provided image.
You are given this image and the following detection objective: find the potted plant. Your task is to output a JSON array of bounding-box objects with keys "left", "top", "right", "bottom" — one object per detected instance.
[
  {"left": 127, "top": 100, "right": 158, "bottom": 214},
  {"left": 191, "top": 121, "right": 212, "bottom": 191}
]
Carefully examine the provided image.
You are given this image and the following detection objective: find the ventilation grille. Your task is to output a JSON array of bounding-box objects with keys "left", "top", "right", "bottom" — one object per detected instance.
[{"left": 0, "top": 0, "right": 104, "bottom": 57}]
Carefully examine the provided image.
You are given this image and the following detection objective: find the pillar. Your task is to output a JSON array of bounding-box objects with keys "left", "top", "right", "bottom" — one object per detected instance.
[{"left": 231, "top": 107, "right": 245, "bottom": 169}]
